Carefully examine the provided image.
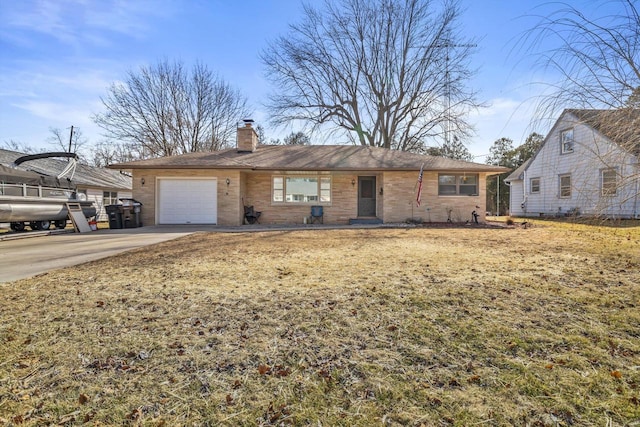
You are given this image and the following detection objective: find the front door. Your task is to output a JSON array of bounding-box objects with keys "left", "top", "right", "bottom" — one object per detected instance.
[{"left": 358, "top": 176, "right": 376, "bottom": 217}]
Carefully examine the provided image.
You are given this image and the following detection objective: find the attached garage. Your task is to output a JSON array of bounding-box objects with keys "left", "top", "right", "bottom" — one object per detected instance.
[{"left": 157, "top": 178, "right": 217, "bottom": 224}]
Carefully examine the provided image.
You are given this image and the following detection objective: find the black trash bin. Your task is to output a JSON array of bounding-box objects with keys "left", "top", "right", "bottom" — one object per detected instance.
[
  {"left": 120, "top": 198, "right": 143, "bottom": 228},
  {"left": 106, "top": 205, "right": 123, "bottom": 229}
]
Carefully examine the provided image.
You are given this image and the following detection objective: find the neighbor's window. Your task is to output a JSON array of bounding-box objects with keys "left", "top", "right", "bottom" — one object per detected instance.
[
  {"left": 438, "top": 174, "right": 478, "bottom": 196},
  {"left": 103, "top": 191, "right": 118, "bottom": 205},
  {"left": 272, "top": 176, "right": 331, "bottom": 203},
  {"left": 601, "top": 169, "right": 617, "bottom": 196},
  {"left": 530, "top": 177, "right": 540, "bottom": 194},
  {"left": 559, "top": 174, "right": 571, "bottom": 198},
  {"left": 561, "top": 128, "right": 574, "bottom": 154}
]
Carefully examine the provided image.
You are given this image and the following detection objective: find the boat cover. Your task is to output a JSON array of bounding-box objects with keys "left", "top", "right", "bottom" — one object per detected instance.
[{"left": 0, "top": 164, "right": 75, "bottom": 188}]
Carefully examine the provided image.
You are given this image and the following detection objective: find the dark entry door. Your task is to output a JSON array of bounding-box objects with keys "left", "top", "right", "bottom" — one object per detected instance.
[{"left": 358, "top": 176, "right": 377, "bottom": 217}]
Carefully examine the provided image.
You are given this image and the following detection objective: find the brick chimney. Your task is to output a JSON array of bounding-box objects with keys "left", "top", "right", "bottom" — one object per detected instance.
[{"left": 237, "top": 119, "right": 258, "bottom": 152}]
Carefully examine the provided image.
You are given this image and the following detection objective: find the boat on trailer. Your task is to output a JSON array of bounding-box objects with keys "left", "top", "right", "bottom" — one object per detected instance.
[{"left": 0, "top": 152, "right": 96, "bottom": 231}]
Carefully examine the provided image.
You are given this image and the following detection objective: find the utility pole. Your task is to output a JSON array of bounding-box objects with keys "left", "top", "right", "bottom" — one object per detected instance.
[
  {"left": 497, "top": 175, "right": 500, "bottom": 217},
  {"left": 68, "top": 125, "right": 74, "bottom": 153}
]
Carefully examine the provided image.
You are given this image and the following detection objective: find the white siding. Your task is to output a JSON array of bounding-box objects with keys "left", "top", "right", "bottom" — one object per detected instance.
[
  {"left": 85, "top": 188, "right": 133, "bottom": 221},
  {"left": 520, "top": 112, "right": 639, "bottom": 218},
  {"left": 508, "top": 180, "right": 525, "bottom": 216}
]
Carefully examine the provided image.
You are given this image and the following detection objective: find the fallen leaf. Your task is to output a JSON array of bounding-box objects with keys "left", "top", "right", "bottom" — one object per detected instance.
[
  {"left": 226, "top": 394, "right": 234, "bottom": 405},
  {"left": 78, "top": 393, "right": 89, "bottom": 404},
  {"left": 611, "top": 370, "right": 622, "bottom": 379},
  {"left": 467, "top": 375, "right": 481, "bottom": 384},
  {"left": 274, "top": 365, "right": 290, "bottom": 377},
  {"left": 258, "top": 364, "right": 271, "bottom": 375},
  {"left": 127, "top": 407, "right": 142, "bottom": 420}
]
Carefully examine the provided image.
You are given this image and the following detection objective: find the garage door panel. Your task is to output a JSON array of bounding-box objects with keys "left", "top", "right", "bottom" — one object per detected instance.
[{"left": 158, "top": 179, "right": 217, "bottom": 224}]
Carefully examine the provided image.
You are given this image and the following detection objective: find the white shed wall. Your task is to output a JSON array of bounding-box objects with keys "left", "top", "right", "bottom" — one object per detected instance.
[{"left": 508, "top": 180, "right": 525, "bottom": 216}]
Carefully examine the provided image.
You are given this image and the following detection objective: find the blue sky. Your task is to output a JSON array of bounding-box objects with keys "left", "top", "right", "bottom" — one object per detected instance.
[{"left": 0, "top": 0, "right": 616, "bottom": 159}]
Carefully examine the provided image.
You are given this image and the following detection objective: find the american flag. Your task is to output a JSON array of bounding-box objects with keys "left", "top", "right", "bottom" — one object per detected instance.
[{"left": 416, "top": 163, "right": 424, "bottom": 207}]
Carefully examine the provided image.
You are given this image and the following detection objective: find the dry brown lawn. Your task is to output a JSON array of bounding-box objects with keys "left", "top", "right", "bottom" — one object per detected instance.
[{"left": 1, "top": 222, "right": 639, "bottom": 426}]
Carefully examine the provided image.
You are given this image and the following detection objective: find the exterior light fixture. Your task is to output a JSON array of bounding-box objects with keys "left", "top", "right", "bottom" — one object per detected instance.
[
  {"left": 226, "top": 178, "right": 231, "bottom": 186},
  {"left": 379, "top": 187, "right": 383, "bottom": 196},
  {"left": 351, "top": 178, "right": 356, "bottom": 186},
  {"left": 140, "top": 177, "right": 145, "bottom": 185}
]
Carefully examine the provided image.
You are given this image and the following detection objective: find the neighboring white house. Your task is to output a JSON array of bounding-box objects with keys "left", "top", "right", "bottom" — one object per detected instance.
[{"left": 505, "top": 109, "right": 640, "bottom": 219}]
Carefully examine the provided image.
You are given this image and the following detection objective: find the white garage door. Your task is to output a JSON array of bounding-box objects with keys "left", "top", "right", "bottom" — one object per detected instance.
[{"left": 157, "top": 178, "right": 217, "bottom": 224}]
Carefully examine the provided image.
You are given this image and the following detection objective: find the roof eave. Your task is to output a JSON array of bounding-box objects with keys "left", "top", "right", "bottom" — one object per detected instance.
[{"left": 108, "top": 164, "right": 508, "bottom": 173}]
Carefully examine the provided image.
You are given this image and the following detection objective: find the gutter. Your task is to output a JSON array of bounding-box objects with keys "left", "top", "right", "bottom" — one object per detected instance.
[{"left": 521, "top": 169, "right": 528, "bottom": 214}]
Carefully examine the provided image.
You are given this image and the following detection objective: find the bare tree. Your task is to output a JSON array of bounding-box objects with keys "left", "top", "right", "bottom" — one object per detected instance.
[
  {"left": 520, "top": 0, "right": 639, "bottom": 117},
  {"left": 90, "top": 140, "right": 144, "bottom": 168},
  {"left": 262, "top": 0, "right": 481, "bottom": 152},
  {"left": 1, "top": 140, "right": 40, "bottom": 154},
  {"left": 47, "top": 127, "right": 88, "bottom": 153},
  {"left": 94, "top": 60, "right": 251, "bottom": 158},
  {"left": 283, "top": 132, "right": 310, "bottom": 145}
]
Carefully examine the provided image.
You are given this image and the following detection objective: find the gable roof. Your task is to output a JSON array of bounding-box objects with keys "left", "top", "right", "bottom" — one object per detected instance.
[
  {"left": 108, "top": 144, "right": 508, "bottom": 173},
  {"left": 504, "top": 158, "right": 531, "bottom": 183},
  {"left": 566, "top": 108, "right": 640, "bottom": 155},
  {"left": 508, "top": 108, "right": 640, "bottom": 181},
  {"left": 0, "top": 149, "right": 132, "bottom": 190}
]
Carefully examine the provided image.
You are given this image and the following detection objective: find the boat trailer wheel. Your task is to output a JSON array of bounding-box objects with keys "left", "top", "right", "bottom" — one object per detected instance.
[
  {"left": 29, "top": 220, "right": 51, "bottom": 231},
  {"left": 55, "top": 220, "right": 67, "bottom": 229},
  {"left": 10, "top": 222, "right": 26, "bottom": 232}
]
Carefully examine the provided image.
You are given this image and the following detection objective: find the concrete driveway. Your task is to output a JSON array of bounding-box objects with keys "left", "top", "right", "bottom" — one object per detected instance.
[{"left": 0, "top": 226, "right": 218, "bottom": 283}]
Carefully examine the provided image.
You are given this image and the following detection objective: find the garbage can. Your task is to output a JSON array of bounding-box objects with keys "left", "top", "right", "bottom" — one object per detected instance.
[
  {"left": 106, "top": 205, "right": 123, "bottom": 229},
  {"left": 120, "top": 198, "right": 143, "bottom": 228}
]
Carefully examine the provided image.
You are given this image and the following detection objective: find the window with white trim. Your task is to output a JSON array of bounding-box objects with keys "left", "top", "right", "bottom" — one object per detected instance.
[
  {"left": 601, "top": 169, "right": 617, "bottom": 196},
  {"left": 438, "top": 174, "right": 478, "bottom": 196},
  {"left": 103, "top": 191, "right": 118, "bottom": 205},
  {"left": 559, "top": 174, "right": 571, "bottom": 198},
  {"left": 560, "top": 129, "right": 574, "bottom": 154},
  {"left": 272, "top": 176, "right": 331, "bottom": 203},
  {"left": 530, "top": 177, "right": 540, "bottom": 194}
]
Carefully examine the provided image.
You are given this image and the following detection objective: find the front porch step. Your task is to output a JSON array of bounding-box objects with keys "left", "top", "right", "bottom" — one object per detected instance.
[{"left": 349, "top": 217, "right": 383, "bottom": 225}]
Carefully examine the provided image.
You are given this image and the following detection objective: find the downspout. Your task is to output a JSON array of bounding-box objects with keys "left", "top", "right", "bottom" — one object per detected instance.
[
  {"left": 634, "top": 158, "right": 639, "bottom": 219},
  {"left": 522, "top": 169, "right": 528, "bottom": 215}
]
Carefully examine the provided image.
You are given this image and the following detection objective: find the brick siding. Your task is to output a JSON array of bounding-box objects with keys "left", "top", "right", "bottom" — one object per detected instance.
[{"left": 132, "top": 169, "right": 489, "bottom": 226}]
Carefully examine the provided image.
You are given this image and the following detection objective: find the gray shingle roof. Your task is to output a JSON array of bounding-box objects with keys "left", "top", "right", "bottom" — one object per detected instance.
[
  {"left": 504, "top": 159, "right": 531, "bottom": 183},
  {"left": 0, "top": 149, "right": 132, "bottom": 190},
  {"left": 109, "top": 145, "right": 508, "bottom": 173},
  {"left": 567, "top": 108, "right": 640, "bottom": 155}
]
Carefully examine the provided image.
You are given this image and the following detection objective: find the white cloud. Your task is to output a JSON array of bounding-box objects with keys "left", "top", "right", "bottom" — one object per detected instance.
[{"left": 0, "top": 0, "right": 174, "bottom": 49}]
